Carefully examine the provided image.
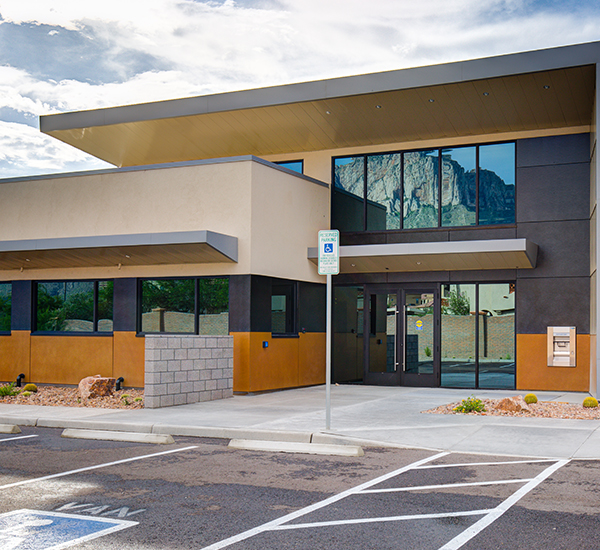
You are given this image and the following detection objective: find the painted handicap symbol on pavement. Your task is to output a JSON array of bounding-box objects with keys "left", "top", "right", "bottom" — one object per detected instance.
[{"left": 0, "top": 509, "right": 137, "bottom": 550}]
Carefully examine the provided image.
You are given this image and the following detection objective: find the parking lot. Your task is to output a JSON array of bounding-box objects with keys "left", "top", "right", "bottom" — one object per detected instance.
[{"left": 0, "top": 427, "right": 598, "bottom": 549}]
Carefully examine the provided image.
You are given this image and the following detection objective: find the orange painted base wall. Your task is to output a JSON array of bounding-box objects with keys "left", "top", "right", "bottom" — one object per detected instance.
[
  {"left": 0, "top": 331, "right": 145, "bottom": 387},
  {"left": 232, "top": 332, "right": 326, "bottom": 393},
  {"left": 517, "top": 333, "right": 591, "bottom": 392}
]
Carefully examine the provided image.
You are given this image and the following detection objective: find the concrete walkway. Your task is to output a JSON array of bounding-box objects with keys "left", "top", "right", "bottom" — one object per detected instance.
[{"left": 1, "top": 385, "right": 599, "bottom": 459}]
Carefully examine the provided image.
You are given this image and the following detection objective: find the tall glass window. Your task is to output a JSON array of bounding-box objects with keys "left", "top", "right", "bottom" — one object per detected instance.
[
  {"left": 403, "top": 150, "right": 439, "bottom": 229},
  {"left": 479, "top": 143, "right": 515, "bottom": 225},
  {"left": 367, "top": 153, "right": 402, "bottom": 230},
  {"left": 333, "top": 156, "right": 365, "bottom": 232},
  {"left": 271, "top": 282, "right": 296, "bottom": 334},
  {"left": 36, "top": 281, "right": 113, "bottom": 333},
  {"left": 140, "top": 278, "right": 229, "bottom": 335},
  {"left": 441, "top": 146, "right": 476, "bottom": 227},
  {"left": 441, "top": 284, "right": 476, "bottom": 387},
  {"left": 0, "top": 283, "right": 11, "bottom": 332}
]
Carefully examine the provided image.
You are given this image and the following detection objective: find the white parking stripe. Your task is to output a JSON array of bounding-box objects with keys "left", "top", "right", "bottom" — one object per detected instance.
[
  {"left": 0, "top": 445, "right": 198, "bottom": 490},
  {"left": 415, "top": 458, "right": 557, "bottom": 469},
  {"left": 200, "top": 451, "right": 450, "bottom": 550},
  {"left": 437, "top": 459, "right": 569, "bottom": 550},
  {"left": 0, "top": 435, "right": 38, "bottom": 443},
  {"left": 272, "top": 509, "right": 493, "bottom": 530},
  {"left": 360, "top": 478, "right": 533, "bottom": 493}
]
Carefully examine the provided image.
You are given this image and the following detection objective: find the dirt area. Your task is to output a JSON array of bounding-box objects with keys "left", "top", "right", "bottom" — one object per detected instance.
[
  {"left": 0, "top": 385, "right": 144, "bottom": 409},
  {"left": 425, "top": 397, "right": 600, "bottom": 420}
]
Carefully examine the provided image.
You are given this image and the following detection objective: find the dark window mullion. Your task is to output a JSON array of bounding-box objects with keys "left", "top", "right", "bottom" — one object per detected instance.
[
  {"left": 93, "top": 281, "right": 99, "bottom": 332},
  {"left": 437, "top": 150, "right": 442, "bottom": 228},
  {"left": 194, "top": 278, "right": 200, "bottom": 335},
  {"left": 400, "top": 152, "right": 404, "bottom": 230},
  {"left": 475, "top": 146, "right": 480, "bottom": 225},
  {"left": 474, "top": 284, "right": 480, "bottom": 389},
  {"left": 363, "top": 155, "right": 368, "bottom": 231}
]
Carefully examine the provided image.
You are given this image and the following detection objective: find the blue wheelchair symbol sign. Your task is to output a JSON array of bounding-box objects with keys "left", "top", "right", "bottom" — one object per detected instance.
[{"left": 323, "top": 242, "right": 334, "bottom": 254}]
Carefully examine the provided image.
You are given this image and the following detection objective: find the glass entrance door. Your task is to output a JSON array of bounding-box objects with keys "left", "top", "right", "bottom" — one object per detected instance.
[{"left": 364, "top": 286, "right": 439, "bottom": 386}]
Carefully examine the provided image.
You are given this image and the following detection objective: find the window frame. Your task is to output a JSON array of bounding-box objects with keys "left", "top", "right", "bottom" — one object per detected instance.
[
  {"left": 271, "top": 281, "right": 298, "bottom": 337},
  {"left": 137, "top": 276, "right": 230, "bottom": 336},
  {"left": 274, "top": 159, "right": 304, "bottom": 174},
  {"left": 332, "top": 140, "right": 516, "bottom": 233},
  {"left": 0, "top": 282, "right": 11, "bottom": 335},
  {"left": 33, "top": 279, "right": 114, "bottom": 335}
]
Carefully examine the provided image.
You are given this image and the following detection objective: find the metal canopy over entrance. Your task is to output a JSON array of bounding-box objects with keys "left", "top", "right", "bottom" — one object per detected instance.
[{"left": 308, "top": 238, "right": 537, "bottom": 274}]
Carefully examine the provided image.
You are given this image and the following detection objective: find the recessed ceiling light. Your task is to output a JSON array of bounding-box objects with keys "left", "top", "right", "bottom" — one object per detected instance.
[
  {"left": 25, "top": 258, "right": 30, "bottom": 262},
  {"left": 428, "top": 99, "right": 435, "bottom": 103},
  {"left": 543, "top": 85, "right": 550, "bottom": 89},
  {"left": 376, "top": 105, "right": 382, "bottom": 109},
  {"left": 351, "top": 263, "right": 356, "bottom": 267},
  {"left": 483, "top": 92, "right": 489, "bottom": 96},
  {"left": 125, "top": 254, "right": 131, "bottom": 258},
  {"left": 416, "top": 261, "right": 421, "bottom": 265},
  {"left": 326, "top": 110, "right": 332, "bottom": 115}
]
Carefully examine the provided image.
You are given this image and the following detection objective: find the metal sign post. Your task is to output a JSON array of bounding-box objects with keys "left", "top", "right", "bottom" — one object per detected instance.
[{"left": 318, "top": 230, "right": 339, "bottom": 431}]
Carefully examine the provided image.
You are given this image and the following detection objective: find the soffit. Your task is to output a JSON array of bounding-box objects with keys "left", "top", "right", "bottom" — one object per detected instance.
[
  {"left": 41, "top": 64, "right": 596, "bottom": 168},
  {"left": 307, "top": 239, "right": 538, "bottom": 273},
  {"left": 0, "top": 231, "right": 237, "bottom": 270}
]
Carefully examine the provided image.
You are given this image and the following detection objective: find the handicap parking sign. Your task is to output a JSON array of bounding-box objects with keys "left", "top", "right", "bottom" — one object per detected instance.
[
  {"left": 323, "top": 242, "right": 334, "bottom": 254},
  {"left": 0, "top": 509, "right": 137, "bottom": 550}
]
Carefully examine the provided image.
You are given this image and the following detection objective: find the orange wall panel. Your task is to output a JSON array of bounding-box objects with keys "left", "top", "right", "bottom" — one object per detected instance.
[
  {"left": 232, "top": 332, "right": 251, "bottom": 392},
  {"left": 30, "top": 336, "right": 113, "bottom": 385},
  {"left": 248, "top": 333, "right": 299, "bottom": 392},
  {"left": 113, "top": 332, "right": 145, "bottom": 388},
  {"left": 0, "top": 331, "right": 31, "bottom": 383},
  {"left": 298, "top": 332, "right": 326, "bottom": 386},
  {"left": 517, "top": 333, "right": 590, "bottom": 392}
]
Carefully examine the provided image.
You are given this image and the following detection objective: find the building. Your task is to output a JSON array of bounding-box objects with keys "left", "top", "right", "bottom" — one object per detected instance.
[{"left": 0, "top": 41, "right": 599, "bottom": 397}]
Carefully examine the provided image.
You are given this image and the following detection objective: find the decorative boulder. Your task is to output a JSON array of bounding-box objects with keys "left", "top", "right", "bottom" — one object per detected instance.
[
  {"left": 496, "top": 396, "right": 531, "bottom": 413},
  {"left": 78, "top": 375, "right": 116, "bottom": 400}
]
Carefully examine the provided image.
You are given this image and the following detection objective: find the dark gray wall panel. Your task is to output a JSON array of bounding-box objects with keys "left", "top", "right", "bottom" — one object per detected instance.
[
  {"left": 517, "top": 163, "right": 589, "bottom": 223},
  {"left": 517, "top": 220, "right": 589, "bottom": 278},
  {"left": 11, "top": 280, "right": 32, "bottom": 331},
  {"left": 228, "top": 275, "right": 251, "bottom": 333},
  {"left": 298, "top": 282, "right": 326, "bottom": 332},
  {"left": 386, "top": 271, "right": 450, "bottom": 284},
  {"left": 341, "top": 233, "right": 386, "bottom": 246},
  {"left": 516, "top": 277, "right": 589, "bottom": 334},
  {"left": 386, "top": 231, "right": 449, "bottom": 244},
  {"left": 448, "top": 228, "right": 516, "bottom": 241},
  {"left": 335, "top": 273, "right": 387, "bottom": 285},
  {"left": 250, "top": 275, "right": 273, "bottom": 333},
  {"left": 517, "top": 133, "right": 590, "bottom": 167},
  {"left": 449, "top": 270, "right": 517, "bottom": 282},
  {"left": 113, "top": 278, "right": 137, "bottom": 332}
]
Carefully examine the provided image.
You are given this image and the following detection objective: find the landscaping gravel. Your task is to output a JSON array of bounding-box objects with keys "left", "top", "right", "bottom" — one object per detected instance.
[
  {"left": 425, "top": 397, "right": 600, "bottom": 420},
  {"left": 0, "top": 385, "right": 144, "bottom": 409}
]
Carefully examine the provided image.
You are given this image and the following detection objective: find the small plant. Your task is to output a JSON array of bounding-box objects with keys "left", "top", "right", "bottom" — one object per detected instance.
[
  {"left": 121, "top": 394, "right": 130, "bottom": 406},
  {"left": 424, "top": 346, "right": 432, "bottom": 357},
  {"left": 583, "top": 396, "right": 599, "bottom": 408},
  {"left": 454, "top": 395, "right": 486, "bottom": 413},
  {"left": 21, "top": 391, "right": 32, "bottom": 397},
  {"left": 134, "top": 397, "right": 143, "bottom": 403},
  {"left": 524, "top": 393, "right": 538, "bottom": 404},
  {"left": 0, "top": 383, "right": 20, "bottom": 397},
  {"left": 22, "top": 383, "right": 38, "bottom": 393}
]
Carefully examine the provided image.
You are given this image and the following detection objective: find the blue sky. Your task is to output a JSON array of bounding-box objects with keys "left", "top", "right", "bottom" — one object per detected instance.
[{"left": 1, "top": 0, "right": 600, "bottom": 179}]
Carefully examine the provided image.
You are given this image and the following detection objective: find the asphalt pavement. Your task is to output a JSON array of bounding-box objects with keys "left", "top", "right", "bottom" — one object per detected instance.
[{"left": 1, "top": 385, "right": 599, "bottom": 459}]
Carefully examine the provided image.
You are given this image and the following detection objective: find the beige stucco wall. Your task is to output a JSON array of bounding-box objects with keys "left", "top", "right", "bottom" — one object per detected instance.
[{"left": 0, "top": 158, "right": 329, "bottom": 283}]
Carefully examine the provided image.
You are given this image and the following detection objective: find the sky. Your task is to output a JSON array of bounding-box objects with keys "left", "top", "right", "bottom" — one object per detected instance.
[{"left": 1, "top": 0, "right": 600, "bottom": 179}]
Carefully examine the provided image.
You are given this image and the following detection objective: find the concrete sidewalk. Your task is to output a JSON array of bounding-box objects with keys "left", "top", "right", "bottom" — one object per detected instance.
[{"left": 1, "top": 385, "right": 599, "bottom": 459}]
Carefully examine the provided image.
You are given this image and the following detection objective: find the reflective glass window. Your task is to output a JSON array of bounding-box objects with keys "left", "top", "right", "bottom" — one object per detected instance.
[
  {"left": 36, "top": 281, "right": 112, "bottom": 332},
  {"left": 366, "top": 153, "right": 402, "bottom": 230},
  {"left": 479, "top": 143, "right": 515, "bottom": 225},
  {"left": 478, "top": 283, "right": 515, "bottom": 389},
  {"left": 333, "top": 286, "right": 364, "bottom": 383},
  {"left": 441, "top": 147, "right": 476, "bottom": 227},
  {"left": 272, "top": 282, "right": 295, "bottom": 334},
  {"left": 0, "top": 283, "right": 11, "bottom": 332},
  {"left": 198, "top": 278, "right": 229, "bottom": 335},
  {"left": 141, "top": 279, "right": 195, "bottom": 333},
  {"left": 333, "top": 157, "right": 365, "bottom": 231},
  {"left": 276, "top": 160, "right": 303, "bottom": 174},
  {"left": 441, "top": 284, "right": 476, "bottom": 387},
  {"left": 403, "top": 150, "right": 439, "bottom": 229}
]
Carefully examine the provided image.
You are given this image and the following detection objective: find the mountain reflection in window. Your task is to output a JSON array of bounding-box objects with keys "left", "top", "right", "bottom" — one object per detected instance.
[{"left": 479, "top": 143, "right": 515, "bottom": 225}]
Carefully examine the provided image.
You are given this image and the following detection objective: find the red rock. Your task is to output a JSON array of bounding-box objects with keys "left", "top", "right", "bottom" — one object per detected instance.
[
  {"left": 496, "top": 396, "right": 531, "bottom": 413},
  {"left": 78, "top": 375, "right": 116, "bottom": 400}
]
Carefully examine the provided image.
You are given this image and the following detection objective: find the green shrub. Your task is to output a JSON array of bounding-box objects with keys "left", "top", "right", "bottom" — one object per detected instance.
[
  {"left": 134, "top": 397, "right": 143, "bottom": 403},
  {"left": 0, "top": 383, "right": 19, "bottom": 397},
  {"left": 22, "top": 383, "right": 38, "bottom": 393},
  {"left": 121, "top": 394, "right": 130, "bottom": 405},
  {"left": 424, "top": 346, "right": 432, "bottom": 357},
  {"left": 454, "top": 396, "right": 485, "bottom": 413},
  {"left": 21, "top": 391, "right": 32, "bottom": 397},
  {"left": 524, "top": 393, "right": 538, "bottom": 404},
  {"left": 583, "top": 396, "right": 599, "bottom": 408}
]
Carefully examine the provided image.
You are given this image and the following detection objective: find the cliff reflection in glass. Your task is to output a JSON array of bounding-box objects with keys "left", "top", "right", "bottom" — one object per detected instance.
[
  {"left": 403, "top": 150, "right": 439, "bottom": 229},
  {"left": 479, "top": 143, "right": 515, "bottom": 225},
  {"left": 441, "top": 147, "right": 476, "bottom": 227},
  {"left": 366, "top": 154, "right": 402, "bottom": 230},
  {"left": 332, "top": 157, "right": 365, "bottom": 232}
]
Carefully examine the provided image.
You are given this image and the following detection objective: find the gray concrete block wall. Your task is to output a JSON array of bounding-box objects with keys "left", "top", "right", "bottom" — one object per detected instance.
[{"left": 145, "top": 335, "right": 234, "bottom": 408}]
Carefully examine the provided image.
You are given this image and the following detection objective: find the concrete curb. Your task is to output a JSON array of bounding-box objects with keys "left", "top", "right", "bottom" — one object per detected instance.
[
  {"left": 0, "top": 424, "right": 21, "bottom": 434},
  {"left": 61, "top": 428, "right": 174, "bottom": 445},
  {"left": 228, "top": 439, "right": 364, "bottom": 456},
  {"left": 151, "top": 424, "right": 312, "bottom": 442}
]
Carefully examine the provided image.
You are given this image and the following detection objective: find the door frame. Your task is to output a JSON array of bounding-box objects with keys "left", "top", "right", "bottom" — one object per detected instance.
[{"left": 363, "top": 283, "right": 440, "bottom": 387}]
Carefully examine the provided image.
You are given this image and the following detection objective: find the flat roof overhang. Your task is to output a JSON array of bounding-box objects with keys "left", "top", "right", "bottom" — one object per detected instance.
[
  {"left": 39, "top": 42, "right": 599, "bottom": 167},
  {"left": 308, "top": 239, "right": 538, "bottom": 273},
  {"left": 0, "top": 230, "right": 237, "bottom": 270}
]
